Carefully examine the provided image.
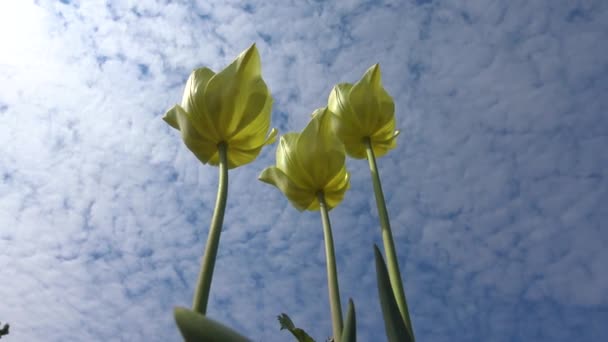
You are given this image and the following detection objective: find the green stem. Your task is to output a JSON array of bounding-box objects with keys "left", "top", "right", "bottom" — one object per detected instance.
[
  {"left": 317, "top": 191, "right": 344, "bottom": 341},
  {"left": 192, "top": 142, "right": 229, "bottom": 315},
  {"left": 364, "top": 137, "right": 415, "bottom": 340}
]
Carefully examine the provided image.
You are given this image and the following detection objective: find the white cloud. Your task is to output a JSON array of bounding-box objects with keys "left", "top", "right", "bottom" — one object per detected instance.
[{"left": 1, "top": 0, "right": 607, "bottom": 341}]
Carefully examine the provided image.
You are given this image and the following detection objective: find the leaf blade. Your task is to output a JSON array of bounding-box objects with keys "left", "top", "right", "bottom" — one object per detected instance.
[
  {"left": 174, "top": 307, "right": 251, "bottom": 342},
  {"left": 341, "top": 299, "right": 357, "bottom": 342},
  {"left": 374, "top": 245, "right": 413, "bottom": 342}
]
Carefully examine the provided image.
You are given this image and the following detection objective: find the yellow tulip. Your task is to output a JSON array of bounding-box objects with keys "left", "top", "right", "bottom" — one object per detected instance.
[
  {"left": 261, "top": 109, "right": 349, "bottom": 338},
  {"left": 330, "top": 65, "right": 415, "bottom": 338},
  {"left": 163, "top": 44, "right": 277, "bottom": 169},
  {"left": 327, "top": 64, "right": 399, "bottom": 159},
  {"left": 259, "top": 108, "right": 350, "bottom": 211}
]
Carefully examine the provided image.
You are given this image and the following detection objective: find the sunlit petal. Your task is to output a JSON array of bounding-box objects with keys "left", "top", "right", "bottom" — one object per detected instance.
[
  {"left": 259, "top": 167, "right": 316, "bottom": 211},
  {"left": 226, "top": 128, "right": 278, "bottom": 169},
  {"left": 163, "top": 105, "right": 217, "bottom": 164},
  {"left": 163, "top": 44, "right": 276, "bottom": 169},
  {"left": 298, "top": 109, "right": 345, "bottom": 188},
  {"left": 326, "top": 64, "right": 399, "bottom": 159},
  {"left": 259, "top": 108, "right": 350, "bottom": 211},
  {"left": 204, "top": 44, "right": 262, "bottom": 139}
]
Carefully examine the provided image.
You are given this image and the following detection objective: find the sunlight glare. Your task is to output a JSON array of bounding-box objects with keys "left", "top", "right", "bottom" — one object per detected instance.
[{"left": 0, "top": 1, "right": 49, "bottom": 66}]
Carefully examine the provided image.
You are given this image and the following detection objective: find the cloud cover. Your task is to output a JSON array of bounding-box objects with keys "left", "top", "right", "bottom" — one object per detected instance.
[{"left": 0, "top": 0, "right": 607, "bottom": 341}]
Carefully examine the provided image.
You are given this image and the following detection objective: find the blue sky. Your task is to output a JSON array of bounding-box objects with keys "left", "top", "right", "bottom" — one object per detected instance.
[{"left": 0, "top": 0, "right": 607, "bottom": 341}]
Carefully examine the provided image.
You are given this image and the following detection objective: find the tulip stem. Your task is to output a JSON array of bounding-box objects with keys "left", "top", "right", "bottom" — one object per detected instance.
[
  {"left": 364, "top": 137, "right": 415, "bottom": 341},
  {"left": 192, "top": 142, "right": 229, "bottom": 315},
  {"left": 317, "top": 191, "right": 344, "bottom": 341}
]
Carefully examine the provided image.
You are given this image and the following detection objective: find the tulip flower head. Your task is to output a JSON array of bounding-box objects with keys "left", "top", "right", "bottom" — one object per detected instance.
[
  {"left": 259, "top": 108, "right": 350, "bottom": 211},
  {"left": 327, "top": 64, "right": 399, "bottom": 159},
  {"left": 163, "top": 44, "right": 277, "bottom": 169}
]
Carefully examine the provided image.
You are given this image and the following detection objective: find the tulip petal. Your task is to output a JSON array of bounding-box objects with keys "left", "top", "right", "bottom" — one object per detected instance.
[
  {"left": 328, "top": 83, "right": 361, "bottom": 132},
  {"left": 328, "top": 84, "right": 371, "bottom": 159},
  {"left": 163, "top": 106, "right": 180, "bottom": 130},
  {"left": 276, "top": 133, "right": 298, "bottom": 173},
  {"left": 182, "top": 67, "right": 215, "bottom": 114},
  {"left": 343, "top": 143, "right": 367, "bottom": 160},
  {"left": 375, "top": 88, "right": 396, "bottom": 131},
  {"left": 259, "top": 167, "right": 316, "bottom": 211},
  {"left": 182, "top": 67, "right": 221, "bottom": 142},
  {"left": 276, "top": 133, "right": 315, "bottom": 189},
  {"left": 225, "top": 146, "right": 261, "bottom": 169},
  {"left": 265, "top": 127, "right": 278, "bottom": 145},
  {"left": 163, "top": 105, "right": 217, "bottom": 164},
  {"left": 229, "top": 79, "right": 273, "bottom": 147},
  {"left": 165, "top": 45, "right": 275, "bottom": 169},
  {"left": 372, "top": 112, "right": 398, "bottom": 143},
  {"left": 298, "top": 109, "right": 346, "bottom": 188},
  {"left": 354, "top": 64, "right": 383, "bottom": 126},
  {"left": 259, "top": 108, "right": 350, "bottom": 211},
  {"left": 327, "top": 64, "right": 398, "bottom": 159},
  {"left": 372, "top": 130, "right": 400, "bottom": 158},
  {"left": 324, "top": 170, "right": 350, "bottom": 210},
  {"left": 235, "top": 43, "right": 262, "bottom": 79},
  {"left": 204, "top": 44, "right": 264, "bottom": 140},
  {"left": 225, "top": 128, "right": 278, "bottom": 169},
  {"left": 326, "top": 167, "right": 350, "bottom": 189},
  {"left": 348, "top": 64, "right": 395, "bottom": 135}
]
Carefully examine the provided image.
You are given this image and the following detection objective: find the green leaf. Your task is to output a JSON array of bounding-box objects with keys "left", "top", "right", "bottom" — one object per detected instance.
[
  {"left": 374, "top": 245, "right": 413, "bottom": 342},
  {"left": 277, "top": 313, "right": 316, "bottom": 342},
  {"left": 341, "top": 299, "right": 356, "bottom": 342},
  {"left": 174, "top": 307, "right": 251, "bottom": 342}
]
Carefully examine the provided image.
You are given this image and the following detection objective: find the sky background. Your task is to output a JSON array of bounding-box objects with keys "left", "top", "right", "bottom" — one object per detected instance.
[{"left": 1, "top": 0, "right": 607, "bottom": 341}]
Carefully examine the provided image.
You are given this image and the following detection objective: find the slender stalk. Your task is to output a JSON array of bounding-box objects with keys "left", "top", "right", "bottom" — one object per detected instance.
[
  {"left": 364, "top": 137, "right": 415, "bottom": 340},
  {"left": 192, "top": 142, "right": 229, "bottom": 315},
  {"left": 317, "top": 191, "right": 344, "bottom": 340}
]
